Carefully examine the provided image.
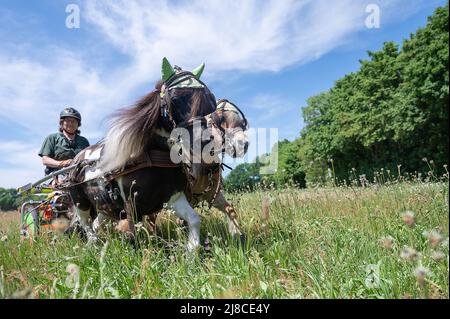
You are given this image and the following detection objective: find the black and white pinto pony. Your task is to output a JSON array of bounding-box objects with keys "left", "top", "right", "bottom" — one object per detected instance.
[{"left": 66, "top": 58, "right": 249, "bottom": 252}]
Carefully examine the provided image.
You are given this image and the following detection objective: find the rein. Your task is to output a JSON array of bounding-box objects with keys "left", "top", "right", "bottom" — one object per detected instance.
[{"left": 105, "top": 149, "right": 182, "bottom": 182}]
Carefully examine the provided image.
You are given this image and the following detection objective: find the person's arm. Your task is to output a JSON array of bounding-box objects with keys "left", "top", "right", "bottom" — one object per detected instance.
[{"left": 42, "top": 156, "right": 72, "bottom": 168}]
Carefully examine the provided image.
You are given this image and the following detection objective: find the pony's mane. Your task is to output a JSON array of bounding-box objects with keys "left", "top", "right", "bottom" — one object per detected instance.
[
  {"left": 168, "top": 87, "right": 217, "bottom": 123},
  {"left": 99, "top": 86, "right": 216, "bottom": 173},
  {"left": 99, "top": 90, "right": 161, "bottom": 173}
]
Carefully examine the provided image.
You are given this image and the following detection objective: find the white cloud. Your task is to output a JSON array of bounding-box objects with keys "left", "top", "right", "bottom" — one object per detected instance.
[
  {"left": 0, "top": 50, "right": 113, "bottom": 139},
  {"left": 0, "top": 140, "right": 38, "bottom": 159},
  {"left": 83, "top": 0, "right": 373, "bottom": 74},
  {"left": 0, "top": 141, "right": 43, "bottom": 188}
]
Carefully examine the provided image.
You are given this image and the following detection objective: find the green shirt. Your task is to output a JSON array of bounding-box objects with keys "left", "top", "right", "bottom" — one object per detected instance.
[{"left": 39, "top": 132, "right": 90, "bottom": 174}]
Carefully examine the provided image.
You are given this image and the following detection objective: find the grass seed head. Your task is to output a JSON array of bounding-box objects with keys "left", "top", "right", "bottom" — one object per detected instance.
[
  {"left": 261, "top": 196, "right": 270, "bottom": 222},
  {"left": 413, "top": 266, "right": 431, "bottom": 287},
  {"left": 401, "top": 246, "right": 418, "bottom": 261},
  {"left": 431, "top": 251, "right": 445, "bottom": 262},
  {"left": 66, "top": 263, "right": 80, "bottom": 275},
  {"left": 401, "top": 211, "right": 416, "bottom": 227},
  {"left": 380, "top": 236, "right": 394, "bottom": 249},
  {"left": 9, "top": 288, "right": 34, "bottom": 299},
  {"left": 422, "top": 230, "right": 444, "bottom": 247}
]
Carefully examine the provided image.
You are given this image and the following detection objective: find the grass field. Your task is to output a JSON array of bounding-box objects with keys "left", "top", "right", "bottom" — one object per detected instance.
[{"left": 0, "top": 181, "right": 448, "bottom": 299}]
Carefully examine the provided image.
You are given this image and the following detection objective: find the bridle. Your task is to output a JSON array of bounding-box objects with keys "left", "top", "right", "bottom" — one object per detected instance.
[
  {"left": 212, "top": 99, "right": 249, "bottom": 132},
  {"left": 156, "top": 72, "right": 249, "bottom": 205},
  {"left": 158, "top": 69, "right": 213, "bottom": 130},
  {"left": 208, "top": 99, "right": 249, "bottom": 160}
]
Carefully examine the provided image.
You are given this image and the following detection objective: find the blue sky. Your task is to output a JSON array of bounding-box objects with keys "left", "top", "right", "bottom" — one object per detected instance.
[{"left": 0, "top": 0, "right": 447, "bottom": 188}]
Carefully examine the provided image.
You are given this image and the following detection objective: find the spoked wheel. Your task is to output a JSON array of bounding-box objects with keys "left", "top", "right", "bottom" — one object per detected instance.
[{"left": 20, "top": 202, "right": 40, "bottom": 240}]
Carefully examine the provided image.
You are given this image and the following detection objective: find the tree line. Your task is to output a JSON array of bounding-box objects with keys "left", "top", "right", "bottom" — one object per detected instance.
[
  {"left": 0, "top": 188, "right": 20, "bottom": 211},
  {"left": 225, "top": 3, "right": 448, "bottom": 192},
  {"left": 0, "top": 187, "right": 45, "bottom": 211}
]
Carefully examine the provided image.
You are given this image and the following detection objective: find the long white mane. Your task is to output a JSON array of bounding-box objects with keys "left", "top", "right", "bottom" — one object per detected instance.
[
  {"left": 99, "top": 117, "right": 146, "bottom": 173},
  {"left": 97, "top": 88, "right": 164, "bottom": 173}
]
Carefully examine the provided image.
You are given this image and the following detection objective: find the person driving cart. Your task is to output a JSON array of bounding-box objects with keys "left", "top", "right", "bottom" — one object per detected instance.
[{"left": 38, "top": 107, "right": 90, "bottom": 184}]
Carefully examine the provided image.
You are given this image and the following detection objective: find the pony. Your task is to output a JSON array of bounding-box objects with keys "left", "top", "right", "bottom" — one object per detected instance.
[{"left": 65, "top": 59, "right": 249, "bottom": 252}]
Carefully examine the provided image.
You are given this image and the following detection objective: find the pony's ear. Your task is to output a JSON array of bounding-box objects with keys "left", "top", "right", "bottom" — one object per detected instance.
[
  {"left": 162, "top": 57, "right": 175, "bottom": 81},
  {"left": 192, "top": 63, "right": 205, "bottom": 79}
]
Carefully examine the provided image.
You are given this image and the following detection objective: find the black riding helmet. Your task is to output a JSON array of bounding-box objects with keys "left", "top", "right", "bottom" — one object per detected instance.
[{"left": 60, "top": 107, "right": 81, "bottom": 124}]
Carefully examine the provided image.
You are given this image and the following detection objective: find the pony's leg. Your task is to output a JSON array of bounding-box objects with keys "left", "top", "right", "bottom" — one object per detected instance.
[
  {"left": 74, "top": 205, "right": 98, "bottom": 243},
  {"left": 212, "top": 191, "right": 246, "bottom": 242},
  {"left": 116, "top": 177, "right": 137, "bottom": 246},
  {"left": 65, "top": 209, "right": 80, "bottom": 235},
  {"left": 168, "top": 192, "right": 201, "bottom": 252},
  {"left": 92, "top": 212, "right": 111, "bottom": 233}
]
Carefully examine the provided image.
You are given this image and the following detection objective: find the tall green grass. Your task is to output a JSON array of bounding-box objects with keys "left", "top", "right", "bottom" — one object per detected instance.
[{"left": 0, "top": 181, "right": 448, "bottom": 299}]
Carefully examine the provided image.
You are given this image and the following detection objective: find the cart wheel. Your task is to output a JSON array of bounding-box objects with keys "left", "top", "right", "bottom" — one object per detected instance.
[{"left": 20, "top": 203, "right": 39, "bottom": 239}]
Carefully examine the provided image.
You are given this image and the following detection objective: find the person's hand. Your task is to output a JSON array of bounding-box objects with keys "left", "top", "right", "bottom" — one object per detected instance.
[{"left": 59, "top": 159, "right": 72, "bottom": 167}]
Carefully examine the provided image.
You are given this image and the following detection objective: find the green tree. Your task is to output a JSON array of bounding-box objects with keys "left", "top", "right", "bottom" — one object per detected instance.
[
  {"left": 0, "top": 188, "right": 19, "bottom": 211},
  {"left": 223, "top": 162, "right": 263, "bottom": 192},
  {"left": 263, "top": 139, "right": 306, "bottom": 188},
  {"left": 300, "top": 3, "right": 448, "bottom": 182}
]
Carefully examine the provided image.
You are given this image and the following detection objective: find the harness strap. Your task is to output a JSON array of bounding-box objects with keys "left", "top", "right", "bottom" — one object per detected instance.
[
  {"left": 185, "top": 165, "right": 222, "bottom": 208},
  {"left": 105, "top": 150, "right": 182, "bottom": 182}
]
